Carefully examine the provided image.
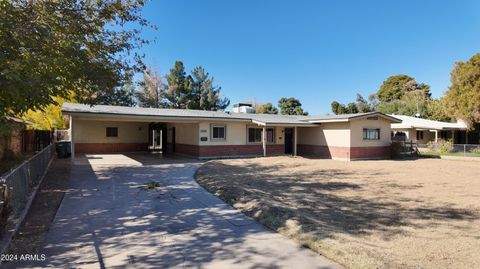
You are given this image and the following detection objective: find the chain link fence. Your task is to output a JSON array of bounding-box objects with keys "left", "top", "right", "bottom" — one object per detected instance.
[
  {"left": 418, "top": 143, "right": 480, "bottom": 157},
  {"left": 0, "top": 144, "right": 54, "bottom": 220}
]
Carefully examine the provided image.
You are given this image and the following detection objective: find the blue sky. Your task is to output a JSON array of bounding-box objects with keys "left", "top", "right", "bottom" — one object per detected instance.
[{"left": 139, "top": 0, "right": 480, "bottom": 114}]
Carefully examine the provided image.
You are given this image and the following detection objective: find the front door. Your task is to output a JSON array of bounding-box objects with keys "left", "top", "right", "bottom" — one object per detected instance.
[
  {"left": 151, "top": 128, "right": 163, "bottom": 150},
  {"left": 284, "top": 128, "right": 293, "bottom": 154},
  {"left": 148, "top": 123, "right": 167, "bottom": 153}
]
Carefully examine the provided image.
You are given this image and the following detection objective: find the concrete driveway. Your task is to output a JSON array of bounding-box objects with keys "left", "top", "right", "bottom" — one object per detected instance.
[{"left": 35, "top": 154, "right": 342, "bottom": 268}]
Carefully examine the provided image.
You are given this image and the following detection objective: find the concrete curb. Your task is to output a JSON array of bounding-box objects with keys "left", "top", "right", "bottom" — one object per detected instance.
[{"left": 439, "top": 155, "right": 480, "bottom": 161}]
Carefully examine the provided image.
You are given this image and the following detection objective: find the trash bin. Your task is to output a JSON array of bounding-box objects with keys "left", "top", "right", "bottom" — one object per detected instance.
[{"left": 55, "top": 141, "right": 71, "bottom": 158}]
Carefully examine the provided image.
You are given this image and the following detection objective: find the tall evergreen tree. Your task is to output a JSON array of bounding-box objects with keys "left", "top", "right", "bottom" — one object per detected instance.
[
  {"left": 190, "top": 66, "right": 230, "bottom": 110},
  {"left": 165, "top": 61, "right": 192, "bottom": 109}
]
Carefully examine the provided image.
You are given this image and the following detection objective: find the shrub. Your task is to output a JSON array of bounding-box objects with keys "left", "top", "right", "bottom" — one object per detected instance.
[
  {"left": 427, "top": 141, "right": 435, "bottom": 151},
  {"left": 390, "top": 141, "right": 403, "bottom": 158},
  {"left": 470, "top": 147, "right": 480, "bottom": 154},
  {"left": 435, "top": 139, "right": 453, "bottom": 153}
]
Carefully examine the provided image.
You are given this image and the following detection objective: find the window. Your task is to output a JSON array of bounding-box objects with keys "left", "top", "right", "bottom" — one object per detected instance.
[
  {"left": 248, "top": 128, "right": 275, "bottom": 143},
  {"left": 106, "top": 127, "right": 118, "bottom": 137},
  {"left": 363, "top": 128, "right": 380, "bottom": 140},
  {"left": 211, "top": 125, "right": 226, "bottom": 140},
  {"left": 416, "top": 131, "right": 424, "bottom": 140}
]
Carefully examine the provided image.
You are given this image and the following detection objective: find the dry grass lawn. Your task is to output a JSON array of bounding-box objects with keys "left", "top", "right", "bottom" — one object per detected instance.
[{"left": 195, "top": 157, "right": 480, "bottom": 269}]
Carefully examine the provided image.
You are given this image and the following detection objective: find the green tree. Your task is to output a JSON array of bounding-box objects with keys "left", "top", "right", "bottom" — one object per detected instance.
[
  {"left": 346, "top": 102, "right": 358, "bottom": 114},
  {"left": 137, "top": 68, "right": 167, "bottom": 108},
  {"left": 0, "top": 1, "right": 153, "bottom": 120},
  {"left": 190, "top": 66, "right": 230, "bottom": 111},
  {"left": 426, "top": 98, "right": 452, "bottom": 122},
  {"left": 331, "top": 101, "right": 347, "bottom": 114},
  {"left": 376, "top": 90, "right": 433, "bottom": 117},
  {"left": 444, "top": 53, "right": 480, "bottom": 128},
  {"left": 377, "top": 74, "right": 431, "bottom": 102},
  {"left": 165, "top": 61, "right": 193, "bottom": 108},
  {"left": 278, "top": 97, "right": 308, "bottom": 115},
  {"left": 95, "top": 84, "right": 137, "bottom": 107},
  {"left": 356, "top": 94, "right": 374, "bottom": 113},
  {"left": 255, "top": 103, "right": 278, "bottom": 114}
]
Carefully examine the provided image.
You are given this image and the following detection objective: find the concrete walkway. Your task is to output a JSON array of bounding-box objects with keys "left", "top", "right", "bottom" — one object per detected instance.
[{"left": 32, "top": 154, "right": 342, "bottom": 268}]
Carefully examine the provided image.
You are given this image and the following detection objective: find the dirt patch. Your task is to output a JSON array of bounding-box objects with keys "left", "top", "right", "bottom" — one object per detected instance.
[
  {"left": 3, "top": 158, "right": 70, "bottom": 260},
  {"left": 195, "top": 157, "right": 480, "bottom": 269}
]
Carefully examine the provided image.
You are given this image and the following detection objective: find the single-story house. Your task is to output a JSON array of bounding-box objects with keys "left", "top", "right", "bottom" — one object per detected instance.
[
  {"left": 61, "top": 103, "right": 402, "bottom": 161},
  {"left": 390, "top": 115, "right": 469, "bottom": 145}
]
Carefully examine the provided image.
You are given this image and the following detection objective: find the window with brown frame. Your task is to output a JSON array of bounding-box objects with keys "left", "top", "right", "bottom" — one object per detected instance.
[
  {"left": 106, "top": 127, "right": 118, "bottom": 137},
  {"left": 363, "top": 128, "right": 380, "bottom": 140}
]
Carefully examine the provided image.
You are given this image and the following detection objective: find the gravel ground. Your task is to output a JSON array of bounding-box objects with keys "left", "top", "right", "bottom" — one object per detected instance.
[{"left": 195, "top": 157, "right": 480, "bottom": 269}]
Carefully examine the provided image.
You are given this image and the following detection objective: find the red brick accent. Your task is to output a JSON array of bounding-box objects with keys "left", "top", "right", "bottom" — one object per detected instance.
[
  {"left": 163, "top": 143, "right": 286, "bottom": 158},
  {"left": 297, "top": 144, "right": 331, "bottom": 157},
  {"left": 298, "top": 144, "right": 390, "bottom": 160},
  {"left": 75, "top": 143, "right": 148, "bottom": 153},
  {"left": 350, "top": 146, "right": 391, "bottom": 159},
  {"left": 175, "top": 143, "right": 199, "bottom": 157},
  {"left": 199, "top": 144, "right": 285, "bottom": 158}
]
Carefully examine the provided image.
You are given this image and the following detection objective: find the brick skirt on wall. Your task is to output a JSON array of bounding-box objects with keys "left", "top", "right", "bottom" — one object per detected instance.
[
  {"left": 297, "top": 144, "right": 390, "bottom": 160},
  {"left": 75, "top": 142, "right": 285, "bottom": 158},
  {"left": 173, "top": 143, "right": 285, "bottom": 158},
  {"left": 75, "top": 143, "right": 149, "bottom": 153}
]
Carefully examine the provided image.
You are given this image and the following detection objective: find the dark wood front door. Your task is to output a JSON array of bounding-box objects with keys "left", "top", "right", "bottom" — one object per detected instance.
[{"left": 284, "top": 128, "right": 293, "bottom": 154}]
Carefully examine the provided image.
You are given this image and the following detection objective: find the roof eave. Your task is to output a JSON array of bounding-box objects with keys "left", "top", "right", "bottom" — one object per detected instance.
[
  {"left": 251, "top": 119, "right": 318, "bottom": 127},
  {"left": 63, "top": 111, "right": 252, "bottom": 122},
  {"left": 307, "top": 119, "right": 350, "bottom": 123}
]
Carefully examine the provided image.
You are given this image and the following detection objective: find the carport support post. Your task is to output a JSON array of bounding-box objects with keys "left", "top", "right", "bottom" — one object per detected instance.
[
  {"left": 434, "top": 130, "right": 438, "bottom": 143},
  {"left": 262, "top": 127, "right": 266, "bottom": 157},
  {"left": 70, "top": 115, "right": 75, "bottom": 160},
  {"left": 293, "top": 127, "right": 297, "bottom": 157}
]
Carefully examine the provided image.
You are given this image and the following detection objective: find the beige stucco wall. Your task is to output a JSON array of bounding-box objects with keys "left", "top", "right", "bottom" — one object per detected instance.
[
  {"left": 198, "top": 121, "right": 246, "bottom": 145},
  {"left": 73, "top": 118, "right": 148, "bottom": 143},
  {"left": 167, "top": 122, "right": 199, "bottom": 145},
  {"left": 297, "top": 123, "right": 351, "bottom": 147},
  {"left": 197, "top": 122, "right": 284, "bottom": 146},
  {"left": 350, "top": 117, "right": 392, "bottom": 147}
]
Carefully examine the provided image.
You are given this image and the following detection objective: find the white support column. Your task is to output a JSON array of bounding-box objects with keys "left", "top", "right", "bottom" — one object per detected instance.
[
  {"left": 69, "top": 115, "right": 75, "bottom": 160},
  {"left": 262, "top": 127, "right": 266, "bottom": 157},
  {"left": 293, "top": 127, "right": 298, "bottom": 157},
  {"left": 434, "top": 130, "right": 438, "bottom": 143}
]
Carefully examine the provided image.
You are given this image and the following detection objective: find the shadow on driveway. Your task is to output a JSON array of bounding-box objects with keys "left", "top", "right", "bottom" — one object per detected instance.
[{"left": 15, "top": 153, "right": 342, "bottom": 268}]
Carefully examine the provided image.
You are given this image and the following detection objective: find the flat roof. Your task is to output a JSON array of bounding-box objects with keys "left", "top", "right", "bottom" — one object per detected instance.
[
  {"left": 390, "top": 114, "right": 467, "bottom": 130},
  {"left": 62, "top": 103, "right": 401, "bottom": 126},
  {"left": 306, "top": 112, "right": 402, "bottom": 123}
]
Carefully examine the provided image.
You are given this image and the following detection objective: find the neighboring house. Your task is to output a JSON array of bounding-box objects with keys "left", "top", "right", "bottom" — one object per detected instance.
[
  {"left": 61, "top": 103, "right": 401, "bottom": 161},
  {"left": 390, "top": 115, "right": 469, "bottom": 145}
]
